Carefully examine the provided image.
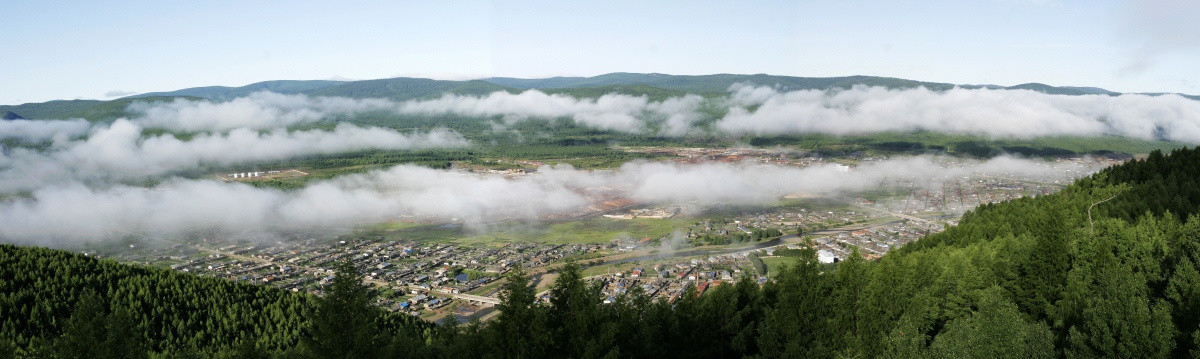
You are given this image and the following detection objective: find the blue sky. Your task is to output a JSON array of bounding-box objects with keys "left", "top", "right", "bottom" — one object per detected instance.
[{"left": 3, "top": 0, "right": 1199, "bottom": 104}]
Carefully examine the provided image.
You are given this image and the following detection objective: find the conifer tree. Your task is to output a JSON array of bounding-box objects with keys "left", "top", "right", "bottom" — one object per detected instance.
[
  {"left": 54, "top": 290, "right": 107, "bottom": 358},
  {"left": 303, "top": 260, "right": 380, "bottom": 358}
]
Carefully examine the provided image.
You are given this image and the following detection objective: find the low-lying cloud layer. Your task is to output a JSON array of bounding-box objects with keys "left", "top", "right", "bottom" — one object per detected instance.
[
  {"left": 394, "top": 90, "right": 707, "bottom": 135},
  {"left": 0, "top": 119, "right": 92, "bottom": 142},
  {"left": 716, "top": 85, "right": 1200, "bottom": 141},
  {"left": 112, "top": 85, "right": 1200, "bottom": 142},
  {"left": 0, "top": 156, "right": 1101, "bottom": 245},
  {"left": 0, "top": 120, "right": 468, "bottom": 192},
  {"left": 381, "top": 85, "right": 1200, "bottom": 141},
  {"left": 129, "top": 92, "right": 396, "bottom": 131},
  {"left": 0, "top": 86, "right": 1174, "bottom": 246}
]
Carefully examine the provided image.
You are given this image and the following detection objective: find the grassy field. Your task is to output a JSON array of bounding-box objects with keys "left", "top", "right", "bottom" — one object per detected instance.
[
  {"left": 692, "top": 197, "right": 852, "bottom": 221},
  {"left": 579, "top": 257, "right": 672, "bottom": 277},
  {"left": 510, "top": 217, "right": 686, "bottom": 244},
  {"left": 760, "top": 256, "right": 802, "bottom": 277}
]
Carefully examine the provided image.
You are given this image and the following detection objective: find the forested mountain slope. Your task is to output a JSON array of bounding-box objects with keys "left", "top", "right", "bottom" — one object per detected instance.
[
  {"left": 485, "top": 72, "right": 963, "bottom": 94},
  {"left": 127, "top": 80, "right": 345, "bottom": 101},
  {"left": 0, "top": 247, "right": 428, "bottom": 357}
]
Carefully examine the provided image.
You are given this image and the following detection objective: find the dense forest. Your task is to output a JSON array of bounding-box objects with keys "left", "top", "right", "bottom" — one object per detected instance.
[
  {"left": 5, "top": 147, "right": 1200, "bottom": 358},
  {"left": 0, "top": 250, "right": 428, "bottom": 357}
]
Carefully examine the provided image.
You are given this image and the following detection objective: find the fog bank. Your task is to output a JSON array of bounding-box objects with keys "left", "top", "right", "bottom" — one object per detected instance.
[
  {"left": 0, "top": 120, "right": 468, "bottom": 192},
  {"left": 129, "top": 92, "right": 396, "bottom": 131},
  {"left": 717, "top": 85, "right": 1200, "bottom": 142},
  {"left": 117, "top": 87, "right": 1200, "bottom": 141},
  {"left": 0, "top": 119, "right": 92, "bottom": 141},
  {"left": 0, "top": 156, "right": 1102, "bottom": 245}
]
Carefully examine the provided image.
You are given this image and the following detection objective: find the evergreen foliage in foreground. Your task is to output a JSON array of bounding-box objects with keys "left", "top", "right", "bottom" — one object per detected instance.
[
  {"left": 0, "top": 247, "right": 427, "bottom": 357},
  {"left": 5, "top": 147, "right": 1200, "bottom": 357}
]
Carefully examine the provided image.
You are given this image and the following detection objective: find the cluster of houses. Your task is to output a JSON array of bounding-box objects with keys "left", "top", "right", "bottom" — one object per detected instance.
[
  {"left": 102, "top": 154, "right": 1116, "bottom": 321},
  {"left": 687, "top": 208, "right": 878, "bottom": 241},
  {"left": 587, "top": 218, "right": 942, "bottom": 304},
  {"left": 140, "top": 237, "right": 610, "bottom": 318},
  {"left": 807, "top": 220, "right": 945, "bottom": 260},
  {"left": 623, "top": 146, "right": 828, "bottom": 168},
  {"left": 590, "top": 253, "right": 765, "bottom": 303},
  {"left": 602, "top": 206, "right": 681, "bottom": 220}
]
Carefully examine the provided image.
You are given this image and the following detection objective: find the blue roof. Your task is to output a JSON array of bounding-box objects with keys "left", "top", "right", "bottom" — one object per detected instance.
[{"left": 455, "top": 273, "right": 469, "bottom": 282}]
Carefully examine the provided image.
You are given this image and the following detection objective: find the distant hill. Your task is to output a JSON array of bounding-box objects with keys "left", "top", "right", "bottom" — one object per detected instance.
[
  {"left": 541, "top": 83, "right": 693, "bottom": 101},
  {"left": 5, "top": 72, "right": 1199, "bottom": 121},
  {"left": 0, "top": 97, "right": 199, "bottom": 121},
  {"left": 1059, "top": 86, "right": 1120, "bottom": 96},
  {"left": 1004, "top": 83, "right": 1109, "bottom": 96},
  {"left": 484, "top": 72, "right": 962, "bottom": 94},
  {"left": 305, "top": 77, "right": 514, "bottom": 100},
  {"left": 127, "top": 80, "right": 346, "bottom": 101},
  {"left": 0, "top": 100, "right": 105, "bottom": 119},
  {"left": 3, "top": 111, "right": 25, "bottom": 120},
  {"left": 483, "top": 73, "right": 1183, "bottom": 98},
  {"left": 127, "top": 77, "right": 514, "bottom": 102}
]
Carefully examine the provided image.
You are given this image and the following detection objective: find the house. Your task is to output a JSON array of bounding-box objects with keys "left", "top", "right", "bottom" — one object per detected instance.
[{"left": 817, "top": 250, "right": 838, "bottom": 264}]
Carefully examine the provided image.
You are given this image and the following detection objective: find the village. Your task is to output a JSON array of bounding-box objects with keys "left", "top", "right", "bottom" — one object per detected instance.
[
  {"left": 93, "top": 236, "right": 611, "bottom": 322},
  {"left": 95, "top": 195, "right": 945, "bottom": 322},
  {"left": 90, "top": 152, "right": 1118, "bottom": 322}
]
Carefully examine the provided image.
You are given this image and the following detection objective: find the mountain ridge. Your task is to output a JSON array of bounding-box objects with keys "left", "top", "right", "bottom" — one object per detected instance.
[
  {"left": 126, "top": 80, "right": 347, "bottom": 101},
  {"left": 2, "top": 111, "right": 25, "bottom": 120},
  {"left": 122, "top": 72, "right": 1198, "bottom": 103},
  {"left": 4, "top": 73, "right": 1199, "bottom": 119}
]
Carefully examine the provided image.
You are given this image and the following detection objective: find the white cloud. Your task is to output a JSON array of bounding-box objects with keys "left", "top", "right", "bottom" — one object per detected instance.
[
  {"left": 0, "top": 120, "right": 469, "bottom": 192},
  {"left": 0, "top": 119, "right": 92, "bottom": 142},
  {"left": 120, "top": 87, "right": 1200, "bottom": 142},
  {"left": 394, "top": 90, "right": 707, "bottom": 134},
  {"left": 714, "top": 85, "right": 1200, "bottom": 142},
  {"left": 128, "top": 92, "right": 396, "bottom": 132},
  {"left": 104, "top": 90, "right": 137, "bottom": 98},
  {"left": 0, "top": 156, "right": 1100, "bottom": 245}
]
